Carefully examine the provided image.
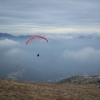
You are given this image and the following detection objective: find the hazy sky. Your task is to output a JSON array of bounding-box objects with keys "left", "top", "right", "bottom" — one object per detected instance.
[
  {"left": 0, "top": 36, "right": 100, "bottom": 79},
  {"left": 0, "top": 0, "right": 100, "bottom": 35}
]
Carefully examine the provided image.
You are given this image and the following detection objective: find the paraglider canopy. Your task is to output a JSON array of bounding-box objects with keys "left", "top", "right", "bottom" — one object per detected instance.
[{"left": 26, "top": 35, "right": 48, "bottom": 45}]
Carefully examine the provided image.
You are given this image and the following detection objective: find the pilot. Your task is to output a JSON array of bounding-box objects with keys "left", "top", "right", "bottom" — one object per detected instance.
[{"left": 37, "top": 54, "right": 39, "bottom": 57}]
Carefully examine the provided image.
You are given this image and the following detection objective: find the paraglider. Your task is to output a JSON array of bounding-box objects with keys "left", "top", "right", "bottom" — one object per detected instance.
[
  {"left": 26, "top": 35, "right": 48, "bottom": 45},
  {"left": 26, "top": 35, "right": 48, "bottom": 57},
  {"left": 37, "top": 54, "right": 39, "bottom": 57}
]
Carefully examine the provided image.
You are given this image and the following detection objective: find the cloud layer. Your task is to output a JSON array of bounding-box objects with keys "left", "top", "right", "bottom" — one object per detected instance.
[
  {"left": 0, "top": 39, "right": 20, "bottom": 47},
  {"left": 0, "top": 0, "right": 100, "bottom": 35},
  {"left": 62, "top": 47, "right": 100, "bottom": 62}
]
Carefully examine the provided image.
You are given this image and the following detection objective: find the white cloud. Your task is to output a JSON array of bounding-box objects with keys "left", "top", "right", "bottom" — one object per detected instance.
[
  {"left": 6, "top": 48, "right": 24, "bottom": 56},
  {"left": 62, "top": 47, "right": 100, "bottom": 62},
  {"left": 0, "top": 0, "right": 100, "bottom": 35},
  {"left": 0, "top": 38, "right": 20, "bottom": 47},
  {"left": 45, "top": 32, "right": 100, "bottom": 40},
  {"left": 29, "top": 27, "right": 100, "bottom": 35},
  {"left": 46, "top": 34, "right": 73, "bottom": 40}
]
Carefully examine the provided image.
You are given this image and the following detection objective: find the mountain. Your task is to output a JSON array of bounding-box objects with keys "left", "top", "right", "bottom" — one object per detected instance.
[
  {"left": 57, "top": 76, "right": 100, "bottom": 85},
  {"left": 0, "top": 33, "right": 16, "bottom": 39},
  {"left": 0, "top": 78, "right": 100, "bottom": 100},
  {"left": 0, "top": 33, "right": 31, "bottom": 40}
]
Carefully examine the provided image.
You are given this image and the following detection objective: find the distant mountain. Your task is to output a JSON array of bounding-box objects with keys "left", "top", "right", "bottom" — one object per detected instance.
[
  {"left": 0, "top": 33, "right": 31, "bottom": 40},
  {"left": 57, "top": 76, "right": 100, "bottom": 84},
  {"left": 0, "top": 33, "right": 16, "bottom": 39}
]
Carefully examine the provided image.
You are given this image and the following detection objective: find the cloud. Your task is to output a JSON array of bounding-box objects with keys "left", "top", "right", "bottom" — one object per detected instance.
[
  {"left": 62, "top": 47, "right": 100, "bottom": 62},
  {"left": 0, "top": 0, "right": 100, "bottom": 35},
  {"left": 5, "top": 48, "right": 24, "bottom": 56},
  {"left": 0, "top": 38, "right": 20, "bottom": 47},
  {"left": 46, "top": 34, "right": 74, "bottom": 40},
  {"left": 45, "top": 32, "right": 100, "bottom": 41},
  {"left": 29, "top": 27, "right": 100, "bottom": 35}
]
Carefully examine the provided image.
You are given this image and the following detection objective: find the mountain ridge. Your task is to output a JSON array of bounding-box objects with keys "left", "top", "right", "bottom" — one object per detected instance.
[
  {"left": 57, "top": 75, "right": 100, "bottom": 85},
  {"left": 0, "top": 33, "right": 31, "bottom": 40}
]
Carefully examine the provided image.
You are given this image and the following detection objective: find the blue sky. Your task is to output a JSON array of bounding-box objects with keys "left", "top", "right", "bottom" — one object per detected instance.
[{"left": 0, "top": 0, "right": 100, "bottom": 35}]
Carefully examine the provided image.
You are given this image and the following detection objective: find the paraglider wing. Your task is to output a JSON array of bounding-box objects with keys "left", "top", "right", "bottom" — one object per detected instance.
[{"left": 26, "top": 35, "right": 48, "bottom": 45}]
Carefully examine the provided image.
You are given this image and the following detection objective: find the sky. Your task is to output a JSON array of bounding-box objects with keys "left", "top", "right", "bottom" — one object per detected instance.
[
  {"left": 0, "top": 0, "right": 100, "bottom": 82},
  {"left": 0, "top": 0, "right": 100, "bottom": 36}
]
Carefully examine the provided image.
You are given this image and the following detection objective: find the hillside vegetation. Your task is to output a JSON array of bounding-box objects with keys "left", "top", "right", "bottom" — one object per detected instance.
[{"left": 0, "top": 78, "right": 100, "bottom": 100}]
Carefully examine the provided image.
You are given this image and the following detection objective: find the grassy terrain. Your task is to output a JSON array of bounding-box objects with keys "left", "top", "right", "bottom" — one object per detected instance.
[{"left": 0, "top": 78, "right": 100, "bottom": 100}]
